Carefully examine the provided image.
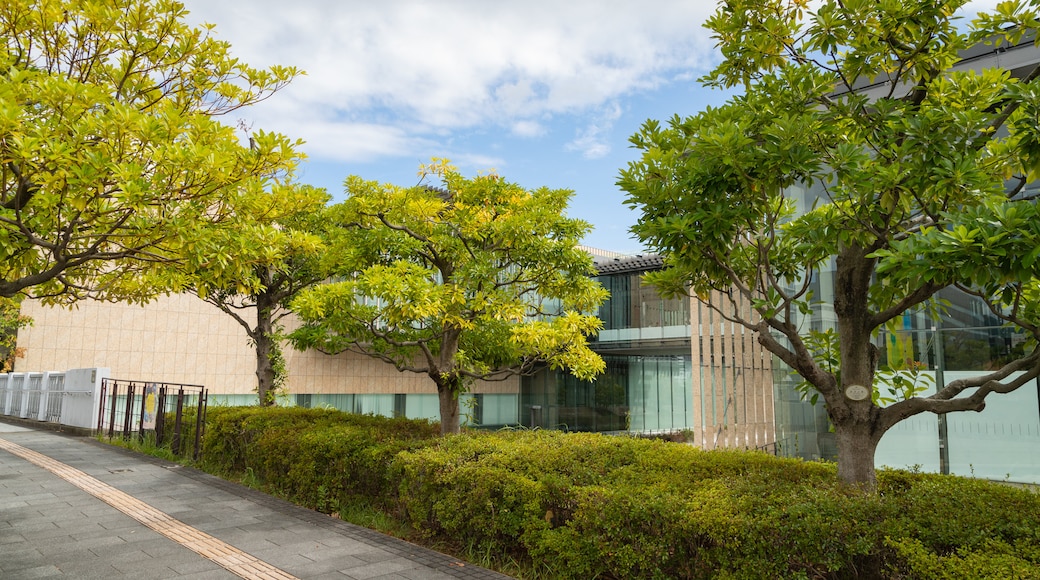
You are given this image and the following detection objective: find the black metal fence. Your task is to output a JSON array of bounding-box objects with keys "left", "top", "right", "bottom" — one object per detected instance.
[{"left": 96, "top": 379, "right": 208, "bottom": 461}]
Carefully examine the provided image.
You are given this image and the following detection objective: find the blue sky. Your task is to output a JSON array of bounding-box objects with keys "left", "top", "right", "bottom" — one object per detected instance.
[{"left": 181, "top": 1, "right": 1001, "bottom": 254}]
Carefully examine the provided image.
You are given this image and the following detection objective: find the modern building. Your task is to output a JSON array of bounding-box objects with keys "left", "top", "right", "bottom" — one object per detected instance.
[{"left": 522, "top": 250, "right": 775, "bottom": 452}]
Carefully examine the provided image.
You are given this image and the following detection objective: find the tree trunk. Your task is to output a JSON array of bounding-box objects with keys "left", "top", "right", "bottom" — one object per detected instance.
[
  {"left": 833, "top": 419, "right": 882, "bottom": 491},
  {"left": 433, "top": 324, "right": 464, "bottom": 435},
  {"left": 255, "top": 329, "right": 277, "bottom": 406},
  {"left": 254, "top": 289, "right": 279, "bottom": 407},
  {"left": 832, "top": 244, "right": 884, "bottom": 490},
  {"left": 436, "top": 380, "right": 461, "bottom": 435}
]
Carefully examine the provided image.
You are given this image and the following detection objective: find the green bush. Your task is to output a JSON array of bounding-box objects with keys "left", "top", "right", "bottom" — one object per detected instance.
[
  {"left": 392, "top": 430, "right": 1040, "bottom": 579},
  {"left": 201, "top": 406, "right": 438, "bottom": 511},
  {"left": 194, "top": 408, "right": 1040, "bottom": 579}
]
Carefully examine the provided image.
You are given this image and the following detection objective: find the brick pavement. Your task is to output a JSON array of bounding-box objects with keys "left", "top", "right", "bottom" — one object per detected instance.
[{"left": 0, "top": 420, "right": 513, "bottom": 580}]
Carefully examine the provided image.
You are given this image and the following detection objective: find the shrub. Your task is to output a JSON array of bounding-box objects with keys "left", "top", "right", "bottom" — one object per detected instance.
[
  {"left": 393, "top": 429, "right": 1040, "bottom": 579},
  {"left": 201, "top": 406, "right": 438, "bottom": 511}
]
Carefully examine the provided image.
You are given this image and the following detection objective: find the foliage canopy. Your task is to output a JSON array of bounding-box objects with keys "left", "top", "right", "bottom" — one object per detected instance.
[
  {"left": 0, "top": 0, "right": 303, "bottom": 302},
  {"left": 291, "top": 160, "right": 606, "bottom": 433},
  {"left": 619, "top": 0, "right": 1040, "bottom": 487}
]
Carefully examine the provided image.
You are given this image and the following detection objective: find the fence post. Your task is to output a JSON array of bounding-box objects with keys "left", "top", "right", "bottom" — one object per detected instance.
[
  {"left": 172, "top": 388, "right": 184, "bottom": 456},
  {"left": 107, "top": 381, "right": 119, "bottom": 439},
  {"left": 98, "top": 379, "right": 108, "bottom": 432},
  {"left": 155, "top": 386, "right": 167, "bottom": 445},
  {"left": 193, "top": 391, "right": 207, "bottom": 461},
  {"left": 137, "top": 383, "right": 148, "bottom": 442},
  {"left": 122, "top": 383, "right": 136, "bottom": 440}
]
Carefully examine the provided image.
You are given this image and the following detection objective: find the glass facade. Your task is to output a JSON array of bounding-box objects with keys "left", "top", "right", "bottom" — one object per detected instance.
[
  {"left": 522, "top": 354, "right": 693, "bottom": 432},
  {"left": 521, "top": 257, "right": 696, "bottom": 434},
  {"left": 289, "top": 392, "right": 520, "bottom": 428},
  {"left": 594, "top": 267, "right": 691, "bottom": 345}
]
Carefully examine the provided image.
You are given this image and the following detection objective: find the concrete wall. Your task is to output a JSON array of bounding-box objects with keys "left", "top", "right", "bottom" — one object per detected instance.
[{"left": 15, "top": 295, "right": 518, "bottom": 399}]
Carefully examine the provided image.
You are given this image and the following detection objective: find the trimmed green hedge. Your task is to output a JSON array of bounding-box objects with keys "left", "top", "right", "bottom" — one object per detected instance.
[
  {"left": 200, "top": 407, "right": 1040, "bottom": 579},
  {"left": 200, "top": 406, "right": 439, "bottom": 510}
]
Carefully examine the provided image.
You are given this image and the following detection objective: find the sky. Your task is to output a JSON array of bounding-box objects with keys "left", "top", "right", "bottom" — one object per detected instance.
[{"left": 179, "top": 0, "right": 1004, "bottom": 254}]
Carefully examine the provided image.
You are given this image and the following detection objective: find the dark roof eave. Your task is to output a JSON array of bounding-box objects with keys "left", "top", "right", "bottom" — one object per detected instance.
[{"left": 592, "top": 254, "right": 664, "bottom": 275}]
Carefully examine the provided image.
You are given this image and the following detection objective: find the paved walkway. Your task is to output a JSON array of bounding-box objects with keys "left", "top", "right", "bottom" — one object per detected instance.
[{"left": 0, "top": 420, "right": 512, "bottom": 579}]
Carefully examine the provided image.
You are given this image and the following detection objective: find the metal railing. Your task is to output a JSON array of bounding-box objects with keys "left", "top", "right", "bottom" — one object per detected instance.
[{"left": 97, "top": 379, "right": 208, "bottom": 461}]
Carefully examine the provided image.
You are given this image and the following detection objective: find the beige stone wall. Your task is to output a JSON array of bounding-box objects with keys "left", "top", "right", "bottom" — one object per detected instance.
[
  {"left": 690, "top": 292, "right": 776, "bottom": 450},
  {"left": 15, "top": 294, "right": 517, "bottom": 397}
]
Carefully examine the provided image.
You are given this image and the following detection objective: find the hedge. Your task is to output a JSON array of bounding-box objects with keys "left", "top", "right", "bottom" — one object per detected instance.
[{"left": 200, "top": 406, "right": 439, "bottom": 510}]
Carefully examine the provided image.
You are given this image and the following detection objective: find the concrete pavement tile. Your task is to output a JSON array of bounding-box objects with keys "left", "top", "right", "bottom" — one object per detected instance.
[
  {"left": 398, "top": 569, "right": 460, "bottom": 580},
  {"left": 114, "top": 527, "right": 163, "bottom": 543},
  {"left": 33, "top": 536, "right": 128, "bottom": 557},
  {"left": 104, "top": 548, "right": 159, "bottom": 567},
  {"left": 24, "top": 522, "right": 113, "bottom": 542},
  {"left": 260, "top": 551, "right": 324, "bottom": 571},
  {"left": 75, "top": 503, "right": 120, "bottom": 517},
  {"left": 49, "top": 559, "right": 122, "bottom": 579},
  {"left": 132, "top": 536, "right": 200, "bottom": 557},
  {"left": 315, "top": 534, "right": 383, "bottom": 551},
  {"left": 167, "top": 557, "right": 235, "bottom": 576},
  {"left": 0, "top": 532, "right": 26, "bottom": 544},
  {"left": 33, "top": 502, "right": 82, "bottom": 517},
  {"left": 307, "top": 542, "right": 389, "bottom": 561},
  {"left": 96, "top": 515, "right": 149, "bottom": 532},
  {"left": 191, "top": 516, "right": 266, "bottom": 531},
  {"left": 339, "top": 557, "right": 420, "bottom": 580},
  {"left": 284, "top": 555, "right": 368, "bottom": 577},
  {"left": 1, "top": 564, "right": 63, "bottom": 579},
  {"left": 354, "top": 549, "right": 403, "bottom": 564},
  {"left": 175, "top": 569, "right": 240, "bottom": 580},
  {"left": 306, "top": 572, "right": 357, "bottom": 580},
  {"left": 53, "top": 517, "right": 109, "bottom": 533},
  {"left": 239, "top": 528, "right": 326, "bottom": 548},
  {"left": 0, "top": 547, "right": 45, "bottom": 573},
  {"left": 2, "top": 491, "right": 63, "bottom": 504},
  {"left": 12, "top": 520, "right": 60, "bottom": 534},
  {"left": 171, "top": 512, "right": 219, "bottom": 527},
  {"left": 37, "top": 542, "right": 124, "bottom": 562}
]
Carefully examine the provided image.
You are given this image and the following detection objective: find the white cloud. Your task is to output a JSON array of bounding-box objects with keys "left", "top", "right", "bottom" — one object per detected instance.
[
  {"left": 510, "top": 120, "right": 545, "bottom": 138},
  {"left": 180, "top": 1, "right": 718, "bottom": 162},
  {"left": 566, "top": 102, "right": 623, "bottom": 159},
  {"left": 449, "top": 153, "right": 507, "bottom": 174}
]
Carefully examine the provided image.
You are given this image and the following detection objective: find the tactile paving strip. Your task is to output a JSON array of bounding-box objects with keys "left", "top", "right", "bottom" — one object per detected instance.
[{"left": 0, "top": 436, "right": 299, "bottom": 580}]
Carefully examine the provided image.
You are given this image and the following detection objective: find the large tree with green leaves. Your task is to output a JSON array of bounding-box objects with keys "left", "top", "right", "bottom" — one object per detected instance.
[
  {"left": 0, "top": 0, "right": 302, "bottom": 303},
  {"left": 619, "top": 0, "right": 1040, "bottom": 489},
  {"left": 291, "top": 160, "right": 607, "bottom": 434}
]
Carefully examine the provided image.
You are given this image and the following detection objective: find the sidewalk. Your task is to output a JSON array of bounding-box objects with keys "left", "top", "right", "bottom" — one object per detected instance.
[{"left": 0, "top": 420, "right": 513, "bottom": 579}]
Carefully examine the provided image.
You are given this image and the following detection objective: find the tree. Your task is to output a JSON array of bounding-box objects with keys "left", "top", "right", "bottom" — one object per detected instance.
[
  {"left": 184, "top": 183, "right": 330, "bottom": 406},
  {"left": 290, "top": 160, "right": 607, "bottom": 434},
  {"left": 0, "top": 0, "right": 303, "bottom": 302},
  {"left": 618, "top": 0, "right": 1040, "bottom": 489}
]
